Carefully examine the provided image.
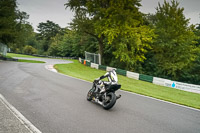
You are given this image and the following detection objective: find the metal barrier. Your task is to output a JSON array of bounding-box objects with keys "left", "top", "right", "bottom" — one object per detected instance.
[
  {"left": 0, "top": 43, "right": 7, "bottom": 56},
  {"left": 85, "top": 51, "right": 101, "bottom": 65}
]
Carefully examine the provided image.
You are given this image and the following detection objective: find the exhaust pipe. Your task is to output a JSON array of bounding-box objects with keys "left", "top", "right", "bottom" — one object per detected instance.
[
  {"left": 95, "top": 99, "right": 103, "bottom": 105},
  {"left": 116, "top": 94, "right": 121, "bottom": 100}
]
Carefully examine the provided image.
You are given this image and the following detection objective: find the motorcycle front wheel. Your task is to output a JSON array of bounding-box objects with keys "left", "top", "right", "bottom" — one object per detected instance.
[
  {"left": 87, "top": 88, "right": 94, "bottom": 101},
  {"left": 102, "top": 92, "right": 116, "bottom": 110}
]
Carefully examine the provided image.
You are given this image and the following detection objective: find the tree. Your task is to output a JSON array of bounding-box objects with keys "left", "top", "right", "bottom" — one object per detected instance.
[
  {"left": 13, "top": 11, "right": 34, "bottom": 52},
  {"left": 176, "top": 24, "right": 200, "bottom": 85},
  {"left": 153, "top": 0, "right": 198, "bottom": 80},
  {"left": 65, "top": 0, "right": 104, "bottom": 61},
  {"left": 194, "top": 24, "right": 200, "bottom": 46},
  {"left": 48, "top": 29, "right": 98, "bottom": 57},
  {"left": 0, "top": 0, "right": 35, "bottom": 53},
  {"left": 65, "top": 0, "right": 154, "bottom": 69},
  {"left": 0, "top": 0, "right": 17, "bottom": 44},
  {"left": 95, "top": 0, "right": 154, "bottom": 70},
  {"left": 10, "top": 23, "right": 35, "bottom": 53},
  {"left": 37, "top": 20, "right": 63, "bottom": 52}
]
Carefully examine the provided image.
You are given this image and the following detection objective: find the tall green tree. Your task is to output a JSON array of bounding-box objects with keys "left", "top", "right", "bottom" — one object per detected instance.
[
  {"left": 177, "top": 24, "right": 200, "bottom": 85},
  {"left": 37, "top": 20, "right": 63, "bottom": 52},
  {"left": 0, "top": 0, "right": 17, "bottom": 44},
  {"left": 37, "top": 20, "right": 63, "bottom": 40},
  {"left": 13, "top": 11, "right": 34, "bottom": 52},
  {"left": 65, "top": 0, "right": 154, "bottom": 69},
  {"left": 48, "top": 29, "right": 98, "bottom": 57},
  {"left": 153, "top": 0, "right": 198, "bottom": 80},
  {"left": 0, "top": 0, "right": 35, "bottom": 53},
  {"left": 94, "top": 0, "right": 154, "bottom": 70},
  {"left": 65, "top": 0, "right": 104, "bottom": 60},
  {"left": 195, "top": 24, "right": 200, "bottom": 46}
]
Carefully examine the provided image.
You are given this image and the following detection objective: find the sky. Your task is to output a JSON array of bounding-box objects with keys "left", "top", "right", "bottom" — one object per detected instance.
[{"left": 17, "top": 0, "right": 200, "bottom": 32}]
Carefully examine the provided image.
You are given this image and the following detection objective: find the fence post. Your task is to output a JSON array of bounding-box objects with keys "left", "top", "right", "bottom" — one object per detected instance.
[{"left": 98, "top": 53, "right": 101, "bottom": 65}]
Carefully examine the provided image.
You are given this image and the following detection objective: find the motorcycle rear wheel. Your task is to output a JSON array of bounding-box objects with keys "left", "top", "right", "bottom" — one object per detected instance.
[{"left": 102, "top": 92, "right": 116, "bottom": 110}]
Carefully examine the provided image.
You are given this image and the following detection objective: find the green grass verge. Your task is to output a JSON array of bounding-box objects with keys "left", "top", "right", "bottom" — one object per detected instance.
[
  {"left": 54, "top": 60, "right": 200, "bottom": 109},
  {"left": 7, "top": 53, "right": 40, "bottom": 58},
  {"left": 18, "top": 59, "right": 45, "bottom": 63},
  {"left": 6, "top": 53, "right": 45, "bottom": 63}
]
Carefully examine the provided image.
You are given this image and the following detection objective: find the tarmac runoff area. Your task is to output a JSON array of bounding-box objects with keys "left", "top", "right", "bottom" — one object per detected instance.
[{"left": 0, "top": 94, "right": 42, "bottom": 133}]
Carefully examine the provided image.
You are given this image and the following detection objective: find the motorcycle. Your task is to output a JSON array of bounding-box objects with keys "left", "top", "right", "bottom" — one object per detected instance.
[{"left": 87, "top": 69, "right": 121, "bottom": 110}]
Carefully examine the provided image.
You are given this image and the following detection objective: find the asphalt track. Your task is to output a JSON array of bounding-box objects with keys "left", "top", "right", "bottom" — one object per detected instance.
[{"left": 0, "top": 58, "right": 200, "bottom": 133}]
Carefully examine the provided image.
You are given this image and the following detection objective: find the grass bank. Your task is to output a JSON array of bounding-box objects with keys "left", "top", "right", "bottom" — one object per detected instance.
[
  {"left": 54, "top": 60, "right": 200, "bottom": 109},
  {"left": 6, "top": 53, "right": 45, "bottom": 63},
  {"left": 7, "top": 53, "right": 39, "bottom": 58},
  {"left": 18, "top": 59, "right": 45, "bottom": 63}
]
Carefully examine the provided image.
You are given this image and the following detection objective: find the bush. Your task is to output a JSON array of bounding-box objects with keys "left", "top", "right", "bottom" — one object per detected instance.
[
  {"left": 23, "top": 45, "right": 37, "bottom": 55},
  {"left": 15, "top": 48, "right": 21, "bottom": 54}
]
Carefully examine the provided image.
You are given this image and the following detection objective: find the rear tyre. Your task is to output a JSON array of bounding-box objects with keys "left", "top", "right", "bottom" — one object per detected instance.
[
  {"left": 87, "top": 88, "right": 94, "bottom": 101},
  {"left": 102, "top": 92, "right": 116, "bottom": 110}
]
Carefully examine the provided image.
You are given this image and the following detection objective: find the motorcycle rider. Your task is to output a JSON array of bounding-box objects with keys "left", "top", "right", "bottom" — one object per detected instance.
[
  {"left": 94, "top": 69, "right": 118, "bottom": 93},
  {"left": 87, "top": 69, "right": 121, "bottom": 109}
]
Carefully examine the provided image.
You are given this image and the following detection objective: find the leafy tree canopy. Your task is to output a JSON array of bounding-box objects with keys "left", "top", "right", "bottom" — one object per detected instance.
[
  {"left": 0, "top": 0, "right": 34, "bottom": 53},
  {"left": 0, "top": 0, "right": 17, "bottom": 44},
  {"left": 37, "top": 20, "right": 63, "bottom": 40},
  {"left": 153, "top": 0, "right": 198, "bottom": 79},
  {"left": 37, "top": 20, "right": 64, "bottom": 52},
  {"left": 66, "top": 0, "right": 155, "bottom": 69}
]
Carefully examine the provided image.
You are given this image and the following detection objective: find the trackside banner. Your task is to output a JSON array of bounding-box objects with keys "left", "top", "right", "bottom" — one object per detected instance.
[{"left": 164, "top": 80, "right": 200, "bottom": 94}]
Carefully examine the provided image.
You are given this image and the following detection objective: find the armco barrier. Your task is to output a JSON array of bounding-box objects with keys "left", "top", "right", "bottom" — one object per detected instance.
[
  {"left": 0, "top": 56, "right": 18, "bottom": 61},
  {"left": 153, "top": 77, "right": 166, "bottom": 86},
  {"left": 126, "top": 71, "right": 139, "bottom": 80},
  {"left": 99, "top": 65, "right": 107, "bottom": 70},
  {"left": 175, "top": 82, "right": 200, "bottom": 93},
  {"left": 79, "top": 58, "right": 200, "bottom": 94},
  {"left": 116, "top": 69, "right": 127, "bottom": 76},
  {"left": 79, "top": 57, "right": 81, "bottom": 63},
  {"left": 106, "top": 66, "right": 115, "bottom": 72},
  {"left": 139, "top": 74, "right": 153, "bottom": 83},
  {"left": 91, "top": 63, "right": 99, "bottom": 69},
  {"left": 81, "top": 59, "right": 84, "bottom": 64},
  {"left": 86, "top": 61, "right": 91, "bottom": 67}
]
